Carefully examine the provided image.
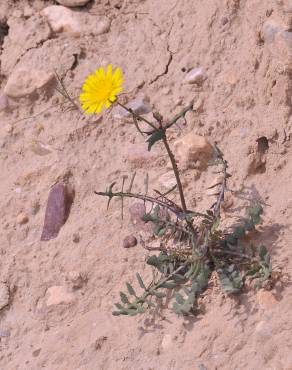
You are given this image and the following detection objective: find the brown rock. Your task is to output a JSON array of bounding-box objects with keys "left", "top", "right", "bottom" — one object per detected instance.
[
  {"left": 123, "top": 235, "right": 138, "bottom": 248},
  {"left": 41, "top": 183, "right": 74, "bottom": 241},
  {"left": 257, "top": 290, "right": 278, "bottom": 309},
  {"left": 16, "top": 212, "right": 29, "bottom": 225},
  {"left": 173, "top": 133, "right": 213, "bottom": 170}
]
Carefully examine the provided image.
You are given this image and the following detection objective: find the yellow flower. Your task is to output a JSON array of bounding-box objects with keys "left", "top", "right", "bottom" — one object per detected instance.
[{"left": 80, "top": 65, "right": 123, "bottom": 114}]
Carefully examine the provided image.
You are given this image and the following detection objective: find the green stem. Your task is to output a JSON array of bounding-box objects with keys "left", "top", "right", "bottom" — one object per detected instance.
[{"left": 162, "top": 136, "right": 187, "bottom": 213}]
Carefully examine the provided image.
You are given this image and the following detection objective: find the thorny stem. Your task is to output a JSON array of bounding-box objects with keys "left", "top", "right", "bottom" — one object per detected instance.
[
  {"left": 162, "top": 136, "right": 187, "bottom": 213},
  {"left": 95, "top": 190, "right": 187, "bottom": 218},
  {"left": 117, "top": 102, "right": 157, "bottom": 130}
]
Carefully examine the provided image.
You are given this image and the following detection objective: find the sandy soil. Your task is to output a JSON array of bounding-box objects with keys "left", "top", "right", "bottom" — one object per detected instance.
[{"left": 0, "top": 0, "right": 292, "bottom": 369}]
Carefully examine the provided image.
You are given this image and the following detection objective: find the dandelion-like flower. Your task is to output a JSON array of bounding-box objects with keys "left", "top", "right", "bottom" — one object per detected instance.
[{"left": 80, "top": 65, "right": 123, "bottom": 114}]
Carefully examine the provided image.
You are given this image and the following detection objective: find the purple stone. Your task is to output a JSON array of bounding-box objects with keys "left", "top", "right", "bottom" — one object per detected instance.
[{"left": 41, "top": 183, "right": 73, "bottom": 241}]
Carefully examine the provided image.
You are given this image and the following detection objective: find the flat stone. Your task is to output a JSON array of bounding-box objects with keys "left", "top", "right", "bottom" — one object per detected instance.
[
  {"left": 56, "top": 0, "right": 91, "bottom": 6},
  {"left": 0, "top": 283, "right": 9, "bottom": 310},
  {"left": 184, "top": 67, "right": 207, "bottom": 85},
  {"left": 42, "top": 6, "right": 111, "bottom": 37},
  {"left": 4, "top": 68, "right": 54, "bottom": 99},
  {"left": 257, "top": 290, "right": 278, "bottom": 309},
  {"left": 173, "top": 133, "right": 213, "bottom": 170},
  {"left": 29, "top": 140, "right": 52, "bottom": 156},
  {"left": 46, "top": 285, "right": 75, "bottom": 306},
  {"left": 0, "top": 94, "right": 9, "bottom": 112},
  {"left": 16, "top": 212, "right": 29, "bottom": 225},
  {"left": 41, "top": 183, "right": 74, "bottom": 241}
]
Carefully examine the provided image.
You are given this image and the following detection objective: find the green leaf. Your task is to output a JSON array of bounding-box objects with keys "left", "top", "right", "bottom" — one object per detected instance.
[
  {"left": 259, "top": 245, "right": 268, "bottom": 261},
  {"left": 147, "top": 255, "right": 160, "bottom": 267},
  {"left": 218, "top": 266, "right": 243, "bottom": 294},
  {"left": 126, "top": 283, "right": 136, "bottom": 296},
  {"left": 233, "top": 226, "right": 245, "bottom": 238},
  {"left": 151, "top": 290, "right": 166, "bottom": 299},
  {"left": 160, "top": 281, "right": 177, "bottom": 289},
  {"left": 146, "top": 128, "right": 165, "bottom": 151},
  {"left": 157, "top": 228, "right": 166, "bottom": 237},
  {"left": 120, "top": 292, "right": 129, "bottom": 304},
  {"left": 136, "top": 273, "right": 146, "bottom": 290},
  {"left": 175, "top": 292, "right": 185, "bottom": 305}
]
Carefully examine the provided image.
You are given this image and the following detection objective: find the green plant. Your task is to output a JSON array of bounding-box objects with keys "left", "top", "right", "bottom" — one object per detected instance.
[{"left": 95, "top": 100, "right": 272, "bottom": 317}]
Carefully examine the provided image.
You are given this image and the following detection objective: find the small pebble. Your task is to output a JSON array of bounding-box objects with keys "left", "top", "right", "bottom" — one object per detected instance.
[
  {"left": 0, "top": 330, "right": 10, "bottom": 338},
  {"left": 184, "top": 67, "right": 207, "bottom": 85},
  {"left": 123, "top": 235, "right": 138, "bottom": 248},
  {"left": 16, "top": 212, "right": 29, "bottom": 225},
  {"left": 72, "top": 233, "right": 80, "bottom": 243}
]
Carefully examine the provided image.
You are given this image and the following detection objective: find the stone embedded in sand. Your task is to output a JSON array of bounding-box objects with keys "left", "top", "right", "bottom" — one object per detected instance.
[
  {"left": 41, "top": 183, "right": 73, "bottom": 241},
  {"left": 56, "top": 0, "right": 91, "bottom": 6},
  {"left": 123, "top": 235, "right": 138, "bottom": 248},
  {"left": 257, "top": 290, "right": 278, "bottom": 309},
  {"left": 116, "top": 94, "right": 152, "bottom": 118},
  {"left": 42, "top": 6, "right": 82, "bottom": 36},
  {"left": 0, "top": 282, "right": 9, "bottom": 311},
  {"left": 16, "top": 212, "right": 29, "bottom": 225},
  {"left": 184, "top": 67, "right": 207, "bottom": 85},
  {"left": 173, "top": 133, "right": 213, "bottom": 170},
  {"left": 0, "top": 94, "right": 9, "bottom": 112},
  {"left": 29, "top": 140, "right": 53, "bottom": 156},
  {"left": 46, "top": 285, "right": 75, "bottom": 306},
  {"left": 4, "top": 68, "right": 54, "bottom": 99},
  {"left": 42, "top": 6, "right": 111, "bottom": 37}
]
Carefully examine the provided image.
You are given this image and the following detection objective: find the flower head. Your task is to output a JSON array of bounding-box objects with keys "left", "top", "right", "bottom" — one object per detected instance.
[{"left": 80, "top": 65, "right": 123, "bottom": 114}]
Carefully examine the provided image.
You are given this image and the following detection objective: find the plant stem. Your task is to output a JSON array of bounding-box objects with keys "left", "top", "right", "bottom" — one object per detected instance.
[
  {"left": 117, "top": 102, "right": 157, "bottom": 130},
  {"left": 162, "top": 136, "right": 187, "bottom": 213}
]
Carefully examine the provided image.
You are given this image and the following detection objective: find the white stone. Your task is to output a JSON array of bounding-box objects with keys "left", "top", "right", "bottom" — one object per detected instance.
[
  {"left": 173, "top": 133, "right": 213, "bottom": 170},
  {"left": 184, "top": 67, "right": 207, "bottom": 85},
  {"left": 42, "top": 6, "right": 111, "bottom": 37},
  {"left": 42, "top": 6, "right": 82, "bottom": 36},
  {"left": 0, "top": 283, "right": 9, "bottom": 310},
  {"left": 46, "top": 286, "right": 75, "bottom": 306},
  {"left": 161, "top": 334, "right": 173, "bottom": 350},
  {"left": 29, "top": 140, "right": 52, "bottom": 156},
  {"left": 4, "top": 68, "right": 54, "bottom": 99},
  {"left": 56, "top": 0, "right": 91, "bottom": 6},
  {"left": 116, "top": 94, "right": 152, "bottom": 118}
]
